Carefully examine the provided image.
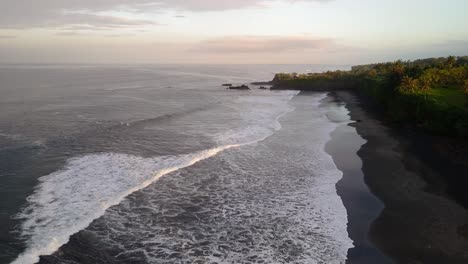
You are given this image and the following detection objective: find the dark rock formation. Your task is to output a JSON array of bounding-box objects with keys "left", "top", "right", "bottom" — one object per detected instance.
[
  {"left": 228, "top": 85, "right": 250, "bottom": 90},
  {"left": 251, "top": 81, "right": 273, "bottom": 85}
]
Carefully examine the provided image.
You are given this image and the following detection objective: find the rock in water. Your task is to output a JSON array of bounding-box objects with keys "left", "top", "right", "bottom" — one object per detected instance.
[
  {"left": 251, "top": 81, "right": 273, "bottom": 85},
  {"left": 229, "top": 85, "right": 250, "bottom": 90}
]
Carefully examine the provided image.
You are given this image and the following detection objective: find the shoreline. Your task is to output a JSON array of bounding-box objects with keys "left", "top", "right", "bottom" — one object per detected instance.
[
  {"left": 331, "top": 91, "right": 468, "bottom": 263},
  {"left": 322, "top": 93, "right": 392, "bottom": 264}
]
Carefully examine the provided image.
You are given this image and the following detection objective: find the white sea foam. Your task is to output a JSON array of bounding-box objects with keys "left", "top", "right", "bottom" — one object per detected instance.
[
  {"left": 13, "top": 146, "right": 241, "bottom": 264},
  {"left": 86, "top": 92, "right": 354, "bottom": 264},
  {"left": 12, "top": 90, "right": 299, "bottom": 264},
  {"left": 12, "top": 91, "right": 355, "bottom": 264},
  {"left": 214, "top": 90, "right": 298, "bottom": 145}
]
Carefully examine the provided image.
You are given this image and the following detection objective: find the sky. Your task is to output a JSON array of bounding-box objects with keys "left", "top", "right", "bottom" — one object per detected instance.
[{"left": 0, "top": 0, "right": 467, "bottom": 64}]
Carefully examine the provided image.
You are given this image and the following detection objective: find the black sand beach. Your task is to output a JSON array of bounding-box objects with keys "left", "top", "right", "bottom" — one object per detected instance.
[
  {"left": 331, "top": 91, "right": 468, "bottom": 264},
  {"left": 323, "top": 94, "right": 392, "bottom": 264}
]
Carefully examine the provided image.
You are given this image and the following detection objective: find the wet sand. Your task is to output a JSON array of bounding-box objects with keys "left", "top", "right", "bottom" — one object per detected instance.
[
  {"left": 324, "top": 94, "right": 392, "bottom": 264},
  {"left": 332, "top": 91, "right": 468, "bottom": 264}
]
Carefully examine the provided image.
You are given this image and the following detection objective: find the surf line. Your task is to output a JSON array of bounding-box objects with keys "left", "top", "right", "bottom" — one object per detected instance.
[{"left": 11, "top": 142, "right": 250, "bottom": 264}]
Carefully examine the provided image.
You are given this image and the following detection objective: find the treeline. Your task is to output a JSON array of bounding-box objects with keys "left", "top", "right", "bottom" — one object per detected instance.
[{"left": 272, "top": 56, "right": 468, "bottom": 137}]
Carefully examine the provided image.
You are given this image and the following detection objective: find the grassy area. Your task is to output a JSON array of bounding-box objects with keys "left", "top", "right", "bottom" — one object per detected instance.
[{"left": 427, "top": 87, "right": 467, "bottom": 109}]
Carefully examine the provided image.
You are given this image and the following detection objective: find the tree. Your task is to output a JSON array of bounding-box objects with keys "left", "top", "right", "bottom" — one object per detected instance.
[
  {"left": 421, "top": 68, "right": 440, "bottom": 86},
  {"left": 464, "top": 80, "right": 468, "bottom": 96},
  {"left": 419, "top": 75, "right": 433, "bottom": 91},
  {"left": 366, "top": 69, "right": 378, "bottom": 78},
  {"left": 446, "top": 56, "right": 456, "bottom": 69},
  {"left": 457, "top": 56, "right": 468, "bottom": 66},
  {"left": 399, "top": 76, "right": 419, "bottom": 93},
  {"left": 389, "top": 60, "right": 405, "bottom": 86}
]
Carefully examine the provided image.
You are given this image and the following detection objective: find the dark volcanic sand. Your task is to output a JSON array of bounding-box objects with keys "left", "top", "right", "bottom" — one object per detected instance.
[
  {"left": 323, "top": 94, "right": 393, "bottom": 264},
  {"left": 333, "top": 91, "right": 468, "bottom": 264}
]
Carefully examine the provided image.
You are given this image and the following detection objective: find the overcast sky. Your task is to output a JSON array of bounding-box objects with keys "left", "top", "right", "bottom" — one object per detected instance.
[{"left": 0, "top": 0, "right": 467, "bottom": 64}]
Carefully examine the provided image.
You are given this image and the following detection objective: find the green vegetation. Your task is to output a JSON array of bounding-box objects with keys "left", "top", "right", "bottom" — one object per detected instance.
[{"left": 273, "top": 56, "right": 468, "bottom": 137}]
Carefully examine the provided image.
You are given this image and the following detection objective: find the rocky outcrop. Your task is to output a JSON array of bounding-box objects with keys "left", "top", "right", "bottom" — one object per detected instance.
[
  {"left": 228, "top": 85, "right": 250, "bottom": 90},
  {"left": 251, "top": 81, "right": 273, "bottom": 85}
]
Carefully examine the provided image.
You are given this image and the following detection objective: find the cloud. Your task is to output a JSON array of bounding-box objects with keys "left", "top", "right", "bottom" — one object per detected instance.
[
  {"left": 152, "top": 0, "right": 332, "bottom": 11},
  {"left": 0, "top": 0, "right": 330, "bottom": 29},
  {"left": 0, "top": 35, "right": 17, "bottom": 39},
  {"left": 190, "top": 35, "right": 334, "bottom": 53},
  {"left": 0, "top": 1, "right": 161, "bottom": 29},
  {"left": 0, "top": 9, "right": 159, "bottom": 30},
  {"left": 55, "top": 31, "right": 80, "bottom": 36},
  {"left": 59, "top": 13, "right": 159, "bottom": 28}
]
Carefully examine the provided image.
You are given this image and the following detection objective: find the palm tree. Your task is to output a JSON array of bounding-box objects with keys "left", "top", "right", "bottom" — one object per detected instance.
[
  {"left": 446, "top": 56, "right": 456, "bottom": 68},
  {"left": 419, "top": 76, "right": 432, "bottom": 91},
  {"left": 399, "top": 76, "right": 418, "bottom": 93}
]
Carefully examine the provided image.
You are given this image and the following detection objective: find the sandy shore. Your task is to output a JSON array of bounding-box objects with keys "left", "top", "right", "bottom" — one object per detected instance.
[
  {"left": 323, "top": 94, "right": 392, "bottom": 264},
  {"left": 331, "top": 91, "right": 468, "bottom": 264}
]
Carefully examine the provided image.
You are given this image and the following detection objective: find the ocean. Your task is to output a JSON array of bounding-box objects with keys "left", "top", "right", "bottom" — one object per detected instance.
[{"left": 0, "top": 64, "right": 353, "bottom": 264}]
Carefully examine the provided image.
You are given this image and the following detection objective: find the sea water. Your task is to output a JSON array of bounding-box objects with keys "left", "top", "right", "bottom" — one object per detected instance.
[{"left": 0, "top": 64, "right": 352, "bottom": 264}]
